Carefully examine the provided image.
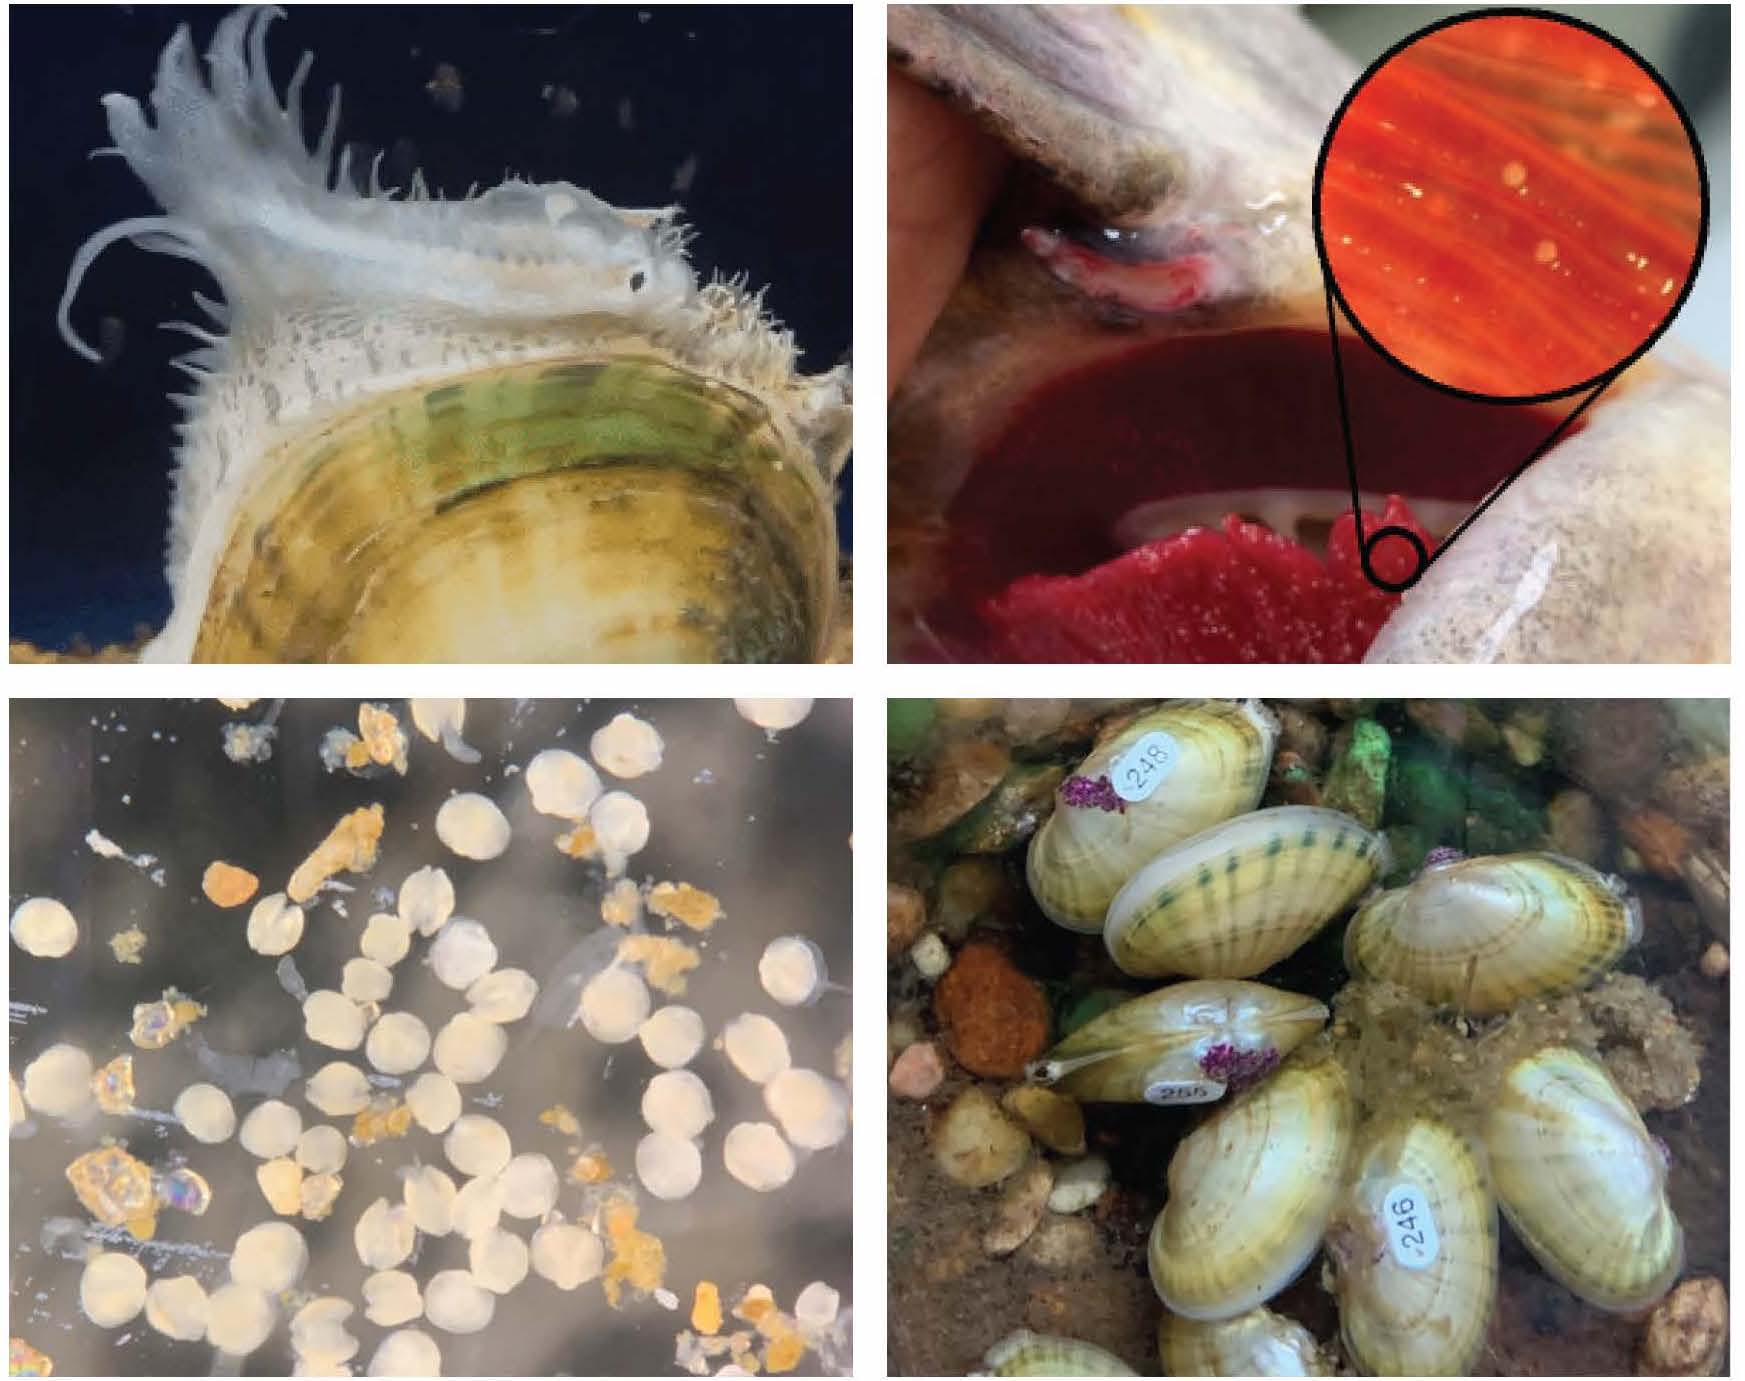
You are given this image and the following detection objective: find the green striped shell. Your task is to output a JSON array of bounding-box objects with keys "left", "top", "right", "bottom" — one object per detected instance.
[
  {"left": 1026, "top": 979, "right": 1327, "bottom": 1105},
  {"left": 192, "top": 356, "right": 839, "bottom": 662},
  {"left": 1149, "top": 1054, "right": 1354, "bottom": 1321},
  {"left": 982, "top": 1330, "right": 1136, "bottom": 1376},
  {"left": 1343, "top": 853, "right": 1640, "bottom": 1016},
  {"left": 1103, "top": 807, "right": 1383, "bottom": 979},
  {"left": 1025, "top": 701, "right": 1278, "bottom": 933},
  {"left": 1157, "top": 1307, "right": 1331, "bottom": 1377},
  {"left": 1486, "top": 1047, "right": 1683, "bottom": 1313},
  {"left": 1326, "top": 1115, "right": 1497, "bottom": 1376}
]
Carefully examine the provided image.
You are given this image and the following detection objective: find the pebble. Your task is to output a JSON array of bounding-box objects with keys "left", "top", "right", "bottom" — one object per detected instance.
[
  {"left": 1001, "top": 1086, "right": 1086, "bottom": 1156},
  {"left": 369, "top": 1328, "right": 442, "bottom": 1376},
  {"left": 202, "top": 861, "right": 259, "bottom": 908},
  {"left": 239, "top": 1099, "right": 302, "bottom": 1159},
  {"left": 1700, "top": 942, "right": 1728, "bottom": 980},
  {"left": 590, "top": 712, "right": 665, "bottom": 778},
  {"left": 1046, "top": 1154, "right": 1111, "bottom": 1213},
  {"left": 1021, "top": 1215, "right": 1100, "bottom": 1271},
  {"left": 933, "top": 1086, "right": 1031, "bottom": 1188},
  {"left": 1547, "top": 788, "right": 1609, "bottom": 866},
  {"left": 887, "top": 882, "right": 926, "bottom": 955},
  {"left": 910, "top": 932, "right": 951, "bottom": 980},
  {"left": 435, "top": 793, "right": 512, "bottom": 860},
  {"left": 888, "top": 1041, "right": 946, "bottom": 1101},
  {"left": 934, "top": 859, "right": 1009, "bottom": 940},
  {"left": 1639, "top": 1274, "right": 1727, "bottom": 1375},
  {"left": 530, "top": 1222, "right": 604, "bottom": 1289},
  {"left": 933, "top": 941, "right": 1051, "bottom": 1077},
  {"left": 722, "top": 1013, "right": 791, "bottom": 1083},
  {"left": 80, "top": 1251, "right": 147, "bottom": 1326},
  {"left": 524, "top": 748, "right": 602, "bottom": 820},
  {"left": 174, "top": 1082, "right": 235, "bottom": 1142},
  {"left": 983, "top": 1159, "right": 1053, "bottom": 1256},
  {"left": 723, "top": 1121, "right": 796, "bottom": 1191},
  {"left": 794, "top": 1280, "right": 841, "bottom": 1331},
  {"left": 10, "top": 897, "right": 78, "bottom": 958}
]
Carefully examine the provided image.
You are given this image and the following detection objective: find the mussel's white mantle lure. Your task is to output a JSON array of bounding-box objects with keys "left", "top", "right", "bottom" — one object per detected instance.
[{"left": 60, "top": 6, "right": 850, "bottom": 662}]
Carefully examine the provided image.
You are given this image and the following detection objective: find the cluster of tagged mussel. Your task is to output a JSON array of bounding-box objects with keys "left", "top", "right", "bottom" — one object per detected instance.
[{"left": 980, "top": 701, "right": 1678, "bottom": 1378}]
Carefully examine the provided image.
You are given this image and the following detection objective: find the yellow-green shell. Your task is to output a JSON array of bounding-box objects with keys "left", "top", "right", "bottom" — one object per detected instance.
[
  {"left": 193, "top": 356, "right": 838, "bottom": 662},
  {"left": 1104, "top": 806, "right": 1383, "bottom": 979},
  {"left": 1327, "top": 1115, "right": 1496, "bottom": 1377},
  {"left": 1486, "top": 1047, "right": 1683, "bottom": 1313},
  {"left": 1157, "top": 1307, "right": 1331, "bottom": 1376},
  {"left": 1025, "top": 701, "right": 1277, "bottom": 933},
  {"left": 1148, "top": 1056, "right": 1354, "bottom": 1320},
  {"left": 1343, "top": 852, "right": 1639, "bottom": 1015},
  {"left": 1027, "top": 979, "right": 1327, "bottom": 1105},
  {"left": 983, "top": 1330, "right": 1137, "bottom": 1375}
]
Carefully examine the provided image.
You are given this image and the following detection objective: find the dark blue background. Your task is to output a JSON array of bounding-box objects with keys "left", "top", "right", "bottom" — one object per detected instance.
[{"left": 10, "top": 5, "right": 852, "bottom": 651}]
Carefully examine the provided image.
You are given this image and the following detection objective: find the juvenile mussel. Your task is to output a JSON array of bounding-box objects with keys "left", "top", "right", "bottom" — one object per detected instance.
[
  {"left": 1486, "top": 1046, "right": 1684, "bottom": 1313},
  {"left": 979, "top": 1330, "right": 1137, "bottom": 1376},
  {"left": 1025, "top": 979, "right": 1328, "bottom": 1105},
  {"left": 1104, "top": 805, "right": 1385, "bottom": 979},
  {"left": 1026, "top": 700, "right": 1278, "bottom": 932},
  {"left": 1344, "top": 852, "right": 1641, "bottom": 1015},
  {"left": 1157, "top": 1307, "right": 1332, "bottom": 1376}
]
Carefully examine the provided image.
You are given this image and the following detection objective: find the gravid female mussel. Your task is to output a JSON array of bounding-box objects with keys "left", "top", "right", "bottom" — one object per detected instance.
[
  {"left": 56, "top": 8, "right": 850, "bottom": 662},
  {"left": 888, "top": 6, "right": 1726, "bottom": 663}
]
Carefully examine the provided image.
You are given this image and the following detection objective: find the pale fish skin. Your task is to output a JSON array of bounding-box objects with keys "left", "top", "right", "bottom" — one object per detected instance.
[{"left": 60, "top": 6, "right": 850, "bottom": 662}]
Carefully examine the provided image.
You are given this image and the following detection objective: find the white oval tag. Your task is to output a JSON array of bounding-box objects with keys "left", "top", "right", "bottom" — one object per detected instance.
[
  {"left": 1382, "top": 1181, "right": 1440, "bottom": 1269},
  {"left": 1143, "top": 1079, "right": 1226, "bottom": 1105},
  {"left": 1111, "top": 731, "right": 1180, "bottom": 803}
]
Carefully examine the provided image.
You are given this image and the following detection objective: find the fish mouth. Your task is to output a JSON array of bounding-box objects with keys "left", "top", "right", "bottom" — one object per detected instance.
[{"left": 903, "top": 325, "right": 1578, "bottom": 662}]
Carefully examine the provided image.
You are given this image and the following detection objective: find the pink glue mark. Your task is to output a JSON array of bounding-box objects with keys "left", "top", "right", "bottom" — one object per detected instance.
[{"left": 1021, "top": 226, "right": 1213, "bottom": 314}]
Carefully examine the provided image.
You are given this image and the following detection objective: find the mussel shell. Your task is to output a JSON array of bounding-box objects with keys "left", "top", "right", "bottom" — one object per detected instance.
[
  {"left": 1148, "top": 1055, "right": 1354, "bottom": 1320},
  {"left": 1027, "top": 979, "right": 1328, "bottom": 1105},
  {"left": 1157, "top": 1307, "right": 1331, "bottom": 1376},
  {"left": 981, "top": 1329, "right": 1137, "bottom": 1376},
  {"left": 1026, "top": 700, "right": 1278, "bottom": 932},
  {"left": 1486, "top": 1046, "right": 1683, "bottom": 1313},
  {"left": 1343, "top": 852, "right": 1640, "bottom": 1015},
  {"left": 1326, "top": 1114, "right": 1496, "bottom": 1377},
  {"left": 192, "top": 357, "right": 838, "bottom": 662},
  {"left": 1104, "top": 806, "right": 1383, "bottom": 979}
]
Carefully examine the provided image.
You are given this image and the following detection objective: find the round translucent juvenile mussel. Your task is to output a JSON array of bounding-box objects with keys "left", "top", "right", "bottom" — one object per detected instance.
[
  {"left": 982, "top": 1329, "right": 1137, "bottom": 1376},
  {"left": 1025, "top": 700, "right": 1278, "bottom": 932},
  {"left": 1324, "top": 1114, "right": 1497, "bottom": 1376},
  {"left": 1486, "top": 1046, "right": 1683, "bottom": 1313},
  {"left": 1156, "top": 1306, "right": 1330, "bottom": 1376},
  {"left": 1148, "top": 1054, "right": 1353, "bottom": 1320},
  {"left": 1026, "top": 979, "right": 1328, "bottom": 1105},
  {"left": 192, "top": 358, "right": 838, "bottom": 662},
  {"left": 1343, "top": 852, "right": 1640, "bottom": 1015},
  {"left": 1104, "top": 806, "right": 1384, "bottom": 979}
]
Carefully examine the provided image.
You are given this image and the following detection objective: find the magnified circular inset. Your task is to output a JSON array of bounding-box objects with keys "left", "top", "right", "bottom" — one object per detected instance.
[{"left": 1315, "top": 9, "right": 1706, "bottom": 402}]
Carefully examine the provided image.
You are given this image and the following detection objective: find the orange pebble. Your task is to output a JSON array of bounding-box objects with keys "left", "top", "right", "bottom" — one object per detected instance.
[{"left": 201, "top": 860, "right": 259, "bottom": 908}]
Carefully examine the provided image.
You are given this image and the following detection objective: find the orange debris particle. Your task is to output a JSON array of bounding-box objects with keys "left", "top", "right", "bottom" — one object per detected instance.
[
  {"left": 556, "top": 824, "right": 600, "bottom": 860},
  {"left": 617, "top": 935, "right": 700, "bottom": 996},
  {"left": 201, "top": 860, "right": 259, "bottom": 908},
  {"left": 648, "top": 882, "right": 722, "bottom": 931},
  {"left": 602, "top": 1194, "right": 666, "bottom": 1308},
  {"left": 692, "top": 1280, "right": 723, "bottom": 1336},
  {"left": 65, "top": 1145, "right": 156, "bottom": 1237},
  {"left": 601, "top": 877, "right": 642, "bottom": 927},
  {"left": 288, "top": 804, "right": 384, "bottom": 903},
  {"left": 351, "top": 1098, "right": 414, "bottom": 1146},
  {"left": 764, "top": 1326, "right": 806, "bottom": 1374},
  {"left": 356, "top": 704, "right": 409, "bottom": 773},
  {"left": 568, "top": 1150, "right": 613, "bottom": 1184},
  {"left": 539, "top": 1104, "right": 582, "bottom": 1137}
]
